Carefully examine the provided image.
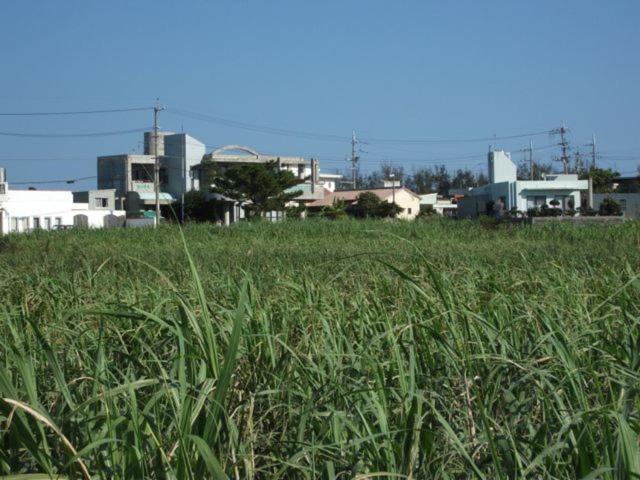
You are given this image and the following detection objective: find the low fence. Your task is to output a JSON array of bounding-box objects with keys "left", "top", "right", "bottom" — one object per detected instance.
[{"left": 529, "top": 216, "right": 626, "bottom": 225}]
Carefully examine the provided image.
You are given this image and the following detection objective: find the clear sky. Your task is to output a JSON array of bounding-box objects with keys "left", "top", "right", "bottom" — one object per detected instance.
[{"left": 1, "top": 0, "right": 639, "bottom": 189}]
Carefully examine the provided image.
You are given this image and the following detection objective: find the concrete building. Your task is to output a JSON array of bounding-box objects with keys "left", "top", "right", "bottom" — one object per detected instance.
[
  {"left": 308, "top": 187, "right": 421, "bottom": 220},
  {"left": 194, "top": 145, "right": 315, "bottom": 181},
  {"left": 72, "top": 189, "right": 117, "bottom": 210},
  {"left": 419, "top": 193, "right": 458, "bottom": 216},
  {"left": 318, "top": 172, "right": 343, "bottom": 192},
  {"left": 143, "top": 131, "right": 173, "bottom": 157},
  {"left": 98, "top": 131, "right": 206, "bottom": 213},
  {"left": 97, "top": 154, "right": 173, "bottom": 211},
  {"left": 458, "top": 150, "right": 588, "bottom": 218},
  {"left": 0, "top": 169, "right": 125, "bottom": 235},
  {"left": 191, "top": 145, "right": 326, "bottom": 223},
  {"left": 162, "top": 133, "right": 206, "bottom": 200}
]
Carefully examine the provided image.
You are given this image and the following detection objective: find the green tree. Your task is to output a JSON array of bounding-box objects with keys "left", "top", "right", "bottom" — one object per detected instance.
[
  {"left": 211, "top": 161, "right": 303, "bottom": 218},
  {"left": 581, "top": 167, "right": 620, "bottom": 193},
  {"left": 451, "top": 168, "right": 476, "bottom": 189},
  {"left": 348, "top": 191, "right": 403, "bottom": 218}
]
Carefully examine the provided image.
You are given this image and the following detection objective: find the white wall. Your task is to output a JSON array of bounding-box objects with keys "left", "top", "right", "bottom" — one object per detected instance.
[
  {"left": 0, "top": 188, "right": 125, "bottom": 234},
  {"left": 489, "top": 151, "right": 517, "bottom": 184},
  {"left": 386, "top": 189, "right": 420, "bottom": 220}
]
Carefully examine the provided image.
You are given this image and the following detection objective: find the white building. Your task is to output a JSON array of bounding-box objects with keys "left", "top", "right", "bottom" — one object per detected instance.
[
  {"left": 318, "top": 172, "right": 343, "bottom": 192},
  {"left": 419, "top": 193, "right": 458, "bottom": 216},
  {"left": 458, "top": 151, "right": 588, "bottom": 217},
  {"left": 0, "top": 171, "right": 125, "bottom": 235}
]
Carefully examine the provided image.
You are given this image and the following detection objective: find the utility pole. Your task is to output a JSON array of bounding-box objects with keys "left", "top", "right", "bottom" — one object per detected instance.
[
  {"left": 390, "top": 173, "right": 396, "bottom": 204},
  {"left": 551, "top": 121, "right": 570, "bottom": 174},
  {"left": 351, "top": 130, "right": 359, "bottom": 189},
  {"left": 153, "top": 99, "right": 165, "bottom": 228},
  {"left": 587, "top": 133, "right": 597, "bottom": 170},
  {"left": 181, "top": 132, "right": 185, "bottom": 223},
  {"left": 528, "top": 139, "right": 534, "bottom": 180}
]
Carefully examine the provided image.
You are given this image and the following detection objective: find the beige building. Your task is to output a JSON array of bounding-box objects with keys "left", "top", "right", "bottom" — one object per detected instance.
[{"left": 308, "top": 187, "right": 421, "bottom": 219}]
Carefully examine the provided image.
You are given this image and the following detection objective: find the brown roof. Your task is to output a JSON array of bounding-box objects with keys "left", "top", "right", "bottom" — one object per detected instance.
[{"left": 308, "top": 187, "right": 419, "bottom": 208}]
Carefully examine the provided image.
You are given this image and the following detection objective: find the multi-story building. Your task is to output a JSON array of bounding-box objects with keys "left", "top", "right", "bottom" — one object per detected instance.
[
  {"left": 189, "top": 144, "right": 327, "bottom": 223},
  {"left": 97, "top": 131, "right": 206, "bottom": 212}
]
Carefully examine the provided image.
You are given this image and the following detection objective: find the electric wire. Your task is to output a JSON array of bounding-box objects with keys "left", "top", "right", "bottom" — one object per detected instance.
[
  {"left": 0, "top": 107, "right": 153, "bottom": 116},
  {"left": 0, "top": 127, "right": 151, "bottom": 138}
]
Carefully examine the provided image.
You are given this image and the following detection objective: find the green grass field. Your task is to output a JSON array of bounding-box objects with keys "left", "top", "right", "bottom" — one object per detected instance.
[{"left": 1, "top": 219, "right": 639, "bottom": 479}]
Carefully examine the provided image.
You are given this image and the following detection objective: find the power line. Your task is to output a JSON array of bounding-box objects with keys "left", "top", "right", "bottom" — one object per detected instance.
[
  {"left": 167, "top": 107, "right": 351, "bottom": 143},
  {"left": 0, "top": 106, "right": 153, "bottom": 116},
  {"left": 361, "top": 130, "right": 552, "bottom": 145},
  {"left": 0, "top": 127, "right": 151, "bottom": 138},
  {"left": 10, "top": 175, "right": 96, "bottom": 185},
  {"left": 168, "top": 106, "right": 553, "bottom": 146}
]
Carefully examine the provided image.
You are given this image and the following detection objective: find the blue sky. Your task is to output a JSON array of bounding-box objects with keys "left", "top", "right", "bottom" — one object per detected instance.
[{"left": 1, "top": 0, "right": 639, "bottom": 189}]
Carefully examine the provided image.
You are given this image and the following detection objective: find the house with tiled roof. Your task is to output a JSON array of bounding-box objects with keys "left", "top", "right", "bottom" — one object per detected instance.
[{"left": 308, "top": 187, "right": 421, "bottom": 220}]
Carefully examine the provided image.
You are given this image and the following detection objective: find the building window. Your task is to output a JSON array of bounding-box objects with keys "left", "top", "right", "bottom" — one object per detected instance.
[
  {"left": 94, "top": 197, "right": 108, "bottom": 208},
  {"left": 33, "top": 217, "right": 41, "bottom": 229},
  {"left": 264, "top": 210, "right": 284, "bottom": 223},
  {"left": 527, "top": 196, "right": 546, "bottom": 209},
  {"left": 408, "top": 208, "right": 412, "bottom": 214},
  {"left": 55, "top": 217, "right": 62, "bottom": 227},
  {"left": 44, "top": 217, "right": 52, "bottom": 229}
]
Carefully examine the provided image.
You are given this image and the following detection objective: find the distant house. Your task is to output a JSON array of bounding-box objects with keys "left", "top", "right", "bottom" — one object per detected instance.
[
  {"left": 308, "top": 187, "right": 421, "bottom": 220},
  {"left": 0, "top": 168, "right": 125, "bottom": 235},
  {"left": 419, "top": 193, "right": 457, "bottom": 216},
  {"left": 458, "top": 150, "right": 588, "bottom": 217},
  {"left": 613, "top": 175, "right": 640, "bottom": 193},
  {"left": 318, "top": 172, "right": 343, "bottom": 192}
]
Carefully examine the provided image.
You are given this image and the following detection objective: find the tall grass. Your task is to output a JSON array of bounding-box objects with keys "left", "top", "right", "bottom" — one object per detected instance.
[{"left": 0, "top": 219, "right": 639, "bottom": 478}]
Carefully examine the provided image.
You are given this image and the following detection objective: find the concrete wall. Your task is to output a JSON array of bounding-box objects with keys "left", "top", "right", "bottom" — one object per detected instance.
[
  {"left": 489, "top": 151, "right": 517, "bottom": 184},
  {"left": 163, "top": 134, "right": 206, "bottom": 200},
  {"left": 97, "top": 155, "right": 128, "bottom": 196},
  {"left": 73, "top": 189, "right": 116, "bottom": 210},
  {"left": 144, "top": 131, "right": 173, "bottom": 156},
  {"left": 593, "top": 193, "right": 640, "bottom": 219}
]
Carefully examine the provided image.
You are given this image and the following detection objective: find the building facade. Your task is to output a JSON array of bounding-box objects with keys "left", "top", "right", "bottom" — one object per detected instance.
[
  {"left": 0, "top": 175, "right": 125, "bottom": 235},
  {"left": 458, "top": 151, "right": 588, "bottom": 217}
]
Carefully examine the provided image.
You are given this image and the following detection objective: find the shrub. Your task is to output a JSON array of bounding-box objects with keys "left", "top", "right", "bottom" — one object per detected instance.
[{"left": 599, "top": 197, "right": 623, "bottom": 216}]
